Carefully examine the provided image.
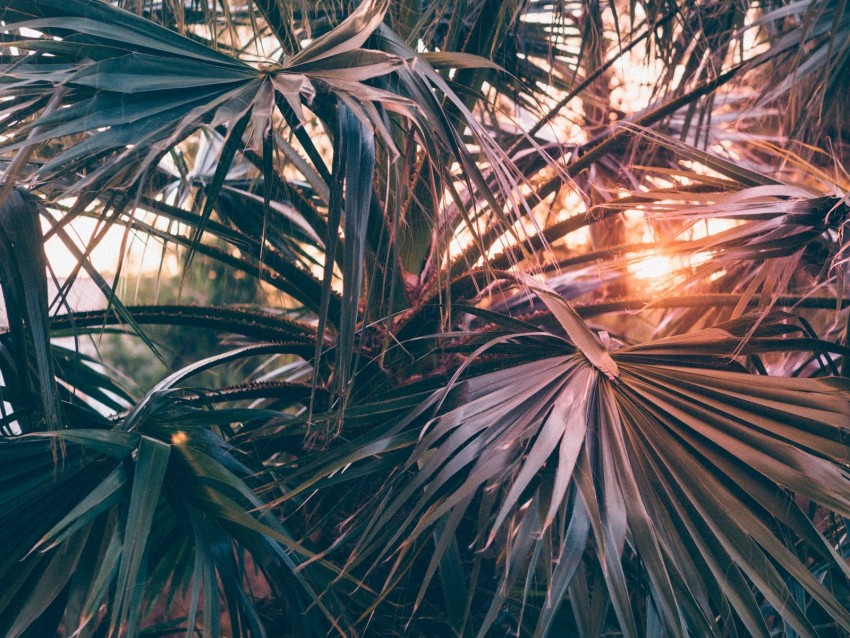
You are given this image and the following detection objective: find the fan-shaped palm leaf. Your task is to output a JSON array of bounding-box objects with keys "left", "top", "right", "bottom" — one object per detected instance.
[{"left": 304, "top": 284, "right": 850, "bottom": 637}]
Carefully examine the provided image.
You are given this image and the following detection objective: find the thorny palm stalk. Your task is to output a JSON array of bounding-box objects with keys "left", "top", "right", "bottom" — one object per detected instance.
[{"left": 1, "top": 0, "right": 850, "bottom": 636}]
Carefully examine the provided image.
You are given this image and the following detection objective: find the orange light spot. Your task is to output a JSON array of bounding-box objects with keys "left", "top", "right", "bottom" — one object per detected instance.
[
  {"left": 171, "top": 431, "right": 188, "bottom": 445},
  {"left": 628, "top": 254, "right": 675, "bottom": 281}
]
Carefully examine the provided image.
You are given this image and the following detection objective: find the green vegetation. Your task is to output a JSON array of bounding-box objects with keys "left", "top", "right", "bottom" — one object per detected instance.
[{"left": 1, "top": 0, "right": 850, "bottom": 635}]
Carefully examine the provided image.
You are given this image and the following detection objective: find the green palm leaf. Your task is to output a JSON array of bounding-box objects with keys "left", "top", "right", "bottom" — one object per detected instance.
[{"left": 2, "top": 0, "right": 850, "bottom": 636}]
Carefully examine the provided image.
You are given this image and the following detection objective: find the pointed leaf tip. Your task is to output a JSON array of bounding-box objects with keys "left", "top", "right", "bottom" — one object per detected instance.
[{"left": 514, "top": 273, "right": 619, "bottom": 379}]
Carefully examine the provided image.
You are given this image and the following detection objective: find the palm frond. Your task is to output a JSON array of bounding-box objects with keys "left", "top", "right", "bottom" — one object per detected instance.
[{"left": 307, "top": 293, "right": 850, "bottom": 637}]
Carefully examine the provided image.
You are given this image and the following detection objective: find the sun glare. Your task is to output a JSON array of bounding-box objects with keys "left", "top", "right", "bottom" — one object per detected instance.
[{"left": 628, "top": 253, "right": 675, "bottom": 281}]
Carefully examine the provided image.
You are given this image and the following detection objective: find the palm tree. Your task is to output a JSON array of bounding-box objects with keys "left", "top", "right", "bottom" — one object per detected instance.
[{"left": 1, "top": 0, "right": 849, "bottom": 636}]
